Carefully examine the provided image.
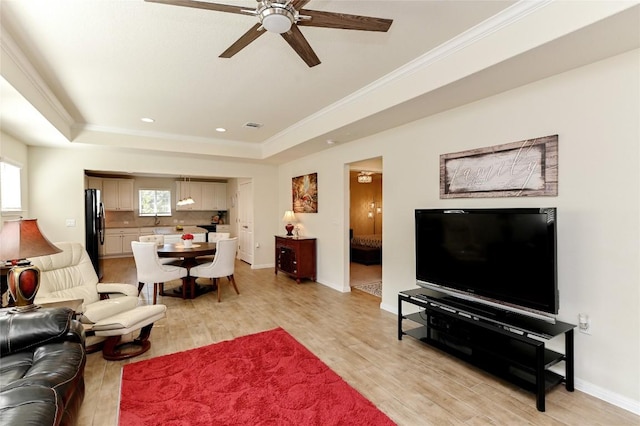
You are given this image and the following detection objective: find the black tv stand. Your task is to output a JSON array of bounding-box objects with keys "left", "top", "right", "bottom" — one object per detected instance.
[
  {"left": 398, "top": 288, "right": 575, "bottom": 412},
  {"left": 437, "top": 295, "right": 505, "bottom": 319}
]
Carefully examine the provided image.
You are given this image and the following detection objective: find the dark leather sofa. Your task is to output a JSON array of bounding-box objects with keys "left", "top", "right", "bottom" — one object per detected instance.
[{"left": 0, "top": 307, "right": 86, "bottom": 425}]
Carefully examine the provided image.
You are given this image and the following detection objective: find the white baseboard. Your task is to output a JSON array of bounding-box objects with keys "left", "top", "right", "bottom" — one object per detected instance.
[
  {"left": 317, "top": 280, "right": 346, "bottom": 292},
  {"left": 574, "top": 378, "right": 640, "bottom": 415},
  {"left": 380, "top": 301, "right": 396, "bottom": 314},
  {"left": 250, "top": 263, "right": 273, "bottom": 269}
]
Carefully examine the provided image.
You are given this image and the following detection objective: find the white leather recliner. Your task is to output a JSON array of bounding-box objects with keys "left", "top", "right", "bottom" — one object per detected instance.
[{"left": 31, "top": 242, "right": 166, "bottom": 360}]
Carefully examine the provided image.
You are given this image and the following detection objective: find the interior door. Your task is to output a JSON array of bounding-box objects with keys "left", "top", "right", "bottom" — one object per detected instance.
[{"left": 238, "top": 180, "right": 253, "bottom": 264}]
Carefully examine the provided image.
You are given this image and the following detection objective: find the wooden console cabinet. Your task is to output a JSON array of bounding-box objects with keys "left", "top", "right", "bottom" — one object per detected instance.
[{"left": 275, "top": 236, "right": 316, "bottom": 283}]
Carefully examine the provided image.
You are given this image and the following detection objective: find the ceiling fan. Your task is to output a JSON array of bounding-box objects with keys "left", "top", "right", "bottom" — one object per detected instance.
[{"left": 145, "top": 0, "right": 393, "bottom": 67}]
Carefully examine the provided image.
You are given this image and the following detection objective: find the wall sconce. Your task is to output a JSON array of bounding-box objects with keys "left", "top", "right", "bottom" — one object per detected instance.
[{"left": 366, "top": 200, "right": 382, "bottom": 234}]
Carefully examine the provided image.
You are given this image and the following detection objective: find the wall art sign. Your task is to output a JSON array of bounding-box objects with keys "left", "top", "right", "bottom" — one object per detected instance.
[
  {"left": 440, "top": 135, "right": 558, "bottom": 198},
  {"left": 292, "top": 173, "right": 318, "bottom": 213}
]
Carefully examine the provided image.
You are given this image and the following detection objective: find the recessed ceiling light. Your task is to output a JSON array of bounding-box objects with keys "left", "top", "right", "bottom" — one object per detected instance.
[
  {"left": 216, "top": 128, "right": 226, "bottom": 132},
  {"left": 141, "top": 117, "right": 155, "bottom": 123},
  {"left": 326, "top": 139, "right": 336, "bottom": 145}
]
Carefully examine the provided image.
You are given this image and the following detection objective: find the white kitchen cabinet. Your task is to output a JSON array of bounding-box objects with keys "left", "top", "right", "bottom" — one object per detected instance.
[
  {"left": 200, "top": 183, "right": 216, "bottom": 210},
  {"left": 177, "top": 181, "right": 226, "bottom": 211},
  {"left": 212, "top": 183, "right": 227, "bottom": 210},
  {"left": 176, "top": 181, "right": 203, "bottom": 211},
  {"left": 201, "top": 182, "right": 227, "bottom": 210},
  {"left": 103, "top": 179, "right": 134, "bottom": 211},
  {"left": 86, "top": 177, "right": 103, "bottom": 191},
  {"left": 215, "top": 224, "right": 231, "bottom": 234},
  {"left": 104, "top": 228, "right": 139, "bottom": 256}
]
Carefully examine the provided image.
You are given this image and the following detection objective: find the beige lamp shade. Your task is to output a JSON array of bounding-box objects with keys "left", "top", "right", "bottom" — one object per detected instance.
[
  {"left": 0, "top": 219, "right": 61, "bottom": 261},
  {"left": 0, "top": 219, "right": 61, "bottom": 311}
]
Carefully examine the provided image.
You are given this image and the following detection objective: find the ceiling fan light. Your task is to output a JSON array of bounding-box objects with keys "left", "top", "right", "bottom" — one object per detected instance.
[{"left": 260, "top": 8, "right": 294, "bottom": 34}]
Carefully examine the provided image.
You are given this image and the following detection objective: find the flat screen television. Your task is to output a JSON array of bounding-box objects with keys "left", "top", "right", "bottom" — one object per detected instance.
[{"left": 415, "top": 208, "right": 558, "bottom": 320}]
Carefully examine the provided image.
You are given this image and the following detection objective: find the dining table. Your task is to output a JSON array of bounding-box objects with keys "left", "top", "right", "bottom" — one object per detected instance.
[{"left": 157, "top": 242, "right": 216, "bottom": 299}]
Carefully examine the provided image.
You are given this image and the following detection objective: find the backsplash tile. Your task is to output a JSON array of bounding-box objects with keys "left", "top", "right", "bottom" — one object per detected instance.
[{"left": 104, "top": 210, "right": 223, "bottom": 228}]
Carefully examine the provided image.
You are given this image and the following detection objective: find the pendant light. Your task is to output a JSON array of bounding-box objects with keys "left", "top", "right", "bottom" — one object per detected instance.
[
  {"left": 184, "top": 177, "right": 194, "bottom": 205},
  {"left": 177, "top": 176, "right": 195, "bottom": 206}
]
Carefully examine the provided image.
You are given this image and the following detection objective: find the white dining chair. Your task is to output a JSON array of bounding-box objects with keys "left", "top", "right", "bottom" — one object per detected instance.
[
  {"left": 207, "top": 232, "right": 230, "bottom": 242},
  {"left": 190, "top": 237, "right": 239, "bottom": 303},
  {"left": 139, "top": 234, "right": 164, "bottom": 245},
  {"left": 132, "top": 241, "right": 188, "bottom": 304},
  {"left": 139, "top": 234, "right": 180, "bottom": 264}
]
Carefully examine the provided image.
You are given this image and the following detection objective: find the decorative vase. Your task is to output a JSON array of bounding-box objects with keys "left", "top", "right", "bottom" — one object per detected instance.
[
  {"left": 7, "top": 264, "right": 41, "bottom": 312},
  {"left": 183, "top": 240, "right": 192, "bottom": 248}
]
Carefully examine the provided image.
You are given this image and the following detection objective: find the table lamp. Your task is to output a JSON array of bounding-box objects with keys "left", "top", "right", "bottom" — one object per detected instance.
[
  {"left": 282, "top": 210, "right": 296, "bottom": 236},
  {"left": 0, "top": 219, "right": 61, "bottom": 312}
]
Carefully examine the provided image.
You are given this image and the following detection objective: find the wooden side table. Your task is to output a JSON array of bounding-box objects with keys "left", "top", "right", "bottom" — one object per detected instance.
[
  {"left": 275, "top": 236, "right": 316, "bottom": 283},
  {"left": 1, "top": 266, "right": 10, "bottom": 308}
]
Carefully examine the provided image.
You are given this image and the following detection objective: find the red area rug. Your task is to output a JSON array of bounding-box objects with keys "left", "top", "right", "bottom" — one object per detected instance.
[{"left": 119, "top": 328, "right": 395, "bottom": 425}]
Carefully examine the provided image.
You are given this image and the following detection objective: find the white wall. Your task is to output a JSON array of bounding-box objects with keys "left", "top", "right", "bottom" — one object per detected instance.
[
  {"left": 280, "top": 50, "right": 640, "bottom": 412},
  {"left": 27, "top": 146, "right": 279, "bottom": 267}
]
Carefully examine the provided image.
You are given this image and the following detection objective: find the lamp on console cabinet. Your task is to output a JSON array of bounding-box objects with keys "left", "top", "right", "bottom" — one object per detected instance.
[
  {"left": 0, "top": 219, "right": 61, "bottom": 312},
  {"left": 282, "top": 210, "right": 296, "bottom": 237}
]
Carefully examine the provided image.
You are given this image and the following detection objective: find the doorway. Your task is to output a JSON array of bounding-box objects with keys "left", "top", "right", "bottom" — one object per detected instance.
[
  {"left": 348, "top": 157, "right": 382, "bottom": 297},
  {"left": 237, "top": 179, "right": 253, "bottom": 264}
]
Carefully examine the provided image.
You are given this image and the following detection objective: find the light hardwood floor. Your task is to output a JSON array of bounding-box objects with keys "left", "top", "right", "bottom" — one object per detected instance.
[
  {"left": 350, "top": 261, "right": 382, "bottom": 287},
  {"left": 79, "top": 257, "right": 638, "bottom": 426}
]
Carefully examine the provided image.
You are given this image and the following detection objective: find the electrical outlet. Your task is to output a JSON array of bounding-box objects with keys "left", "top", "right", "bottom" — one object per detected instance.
[
  {"left": 578, "top": 313, "right": 591, "bottom": 335},
  {"left": 65, "top": 219, "right": 76, "bottom": 227}
]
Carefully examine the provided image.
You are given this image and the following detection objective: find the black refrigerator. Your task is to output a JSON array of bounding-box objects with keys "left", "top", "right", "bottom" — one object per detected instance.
[{"left": 85, "top": 189, "right": 105, "bottom": 280}]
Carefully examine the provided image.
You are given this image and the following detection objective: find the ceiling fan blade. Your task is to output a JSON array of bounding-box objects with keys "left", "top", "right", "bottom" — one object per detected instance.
[
  {"left": 298, "top": 10, "right": 392, "bottom": 32},
  {"left": 281, "top": 25, "right": 320, "bottom": 67},
  {"left": 291, "top": 0, "right": 312, "bottom": 10},
  {"left": 145, "top": 0, "right": 249, "bottom": 16},
  {"left": 219, "top": 23, "right": 265, "bottom": 58}
]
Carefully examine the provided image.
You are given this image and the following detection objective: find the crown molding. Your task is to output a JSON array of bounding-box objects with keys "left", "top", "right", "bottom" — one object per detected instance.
[
  {"left": 0, "top": 25, "right": 76, "bottom": 141},
  {"left": 75, "top": 123, "right": 263, "bottom": 159},
  {"left": 262, "top": 1, "right": 553, "bottom": 152}
]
